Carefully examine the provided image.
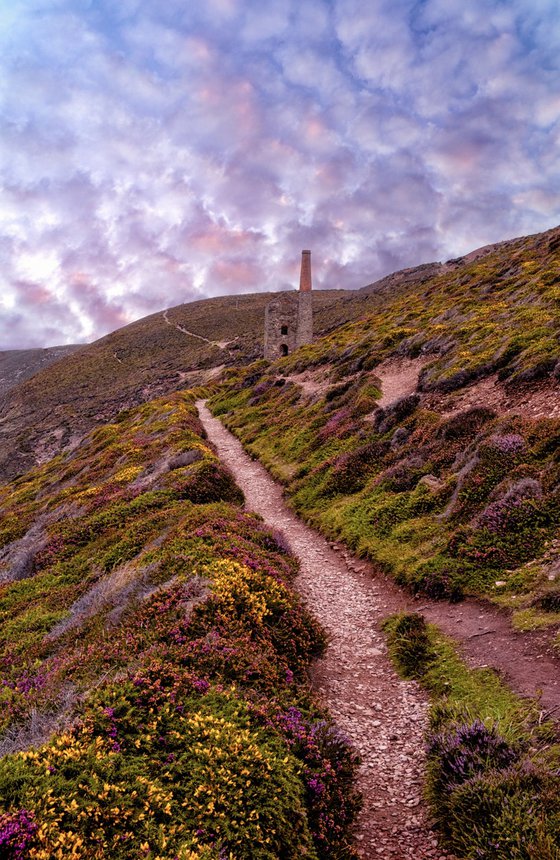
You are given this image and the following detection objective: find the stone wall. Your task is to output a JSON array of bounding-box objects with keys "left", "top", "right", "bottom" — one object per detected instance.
[
  {"left": 264, "top": 292, "right": 313, "bottom": 360},
  {"left": 264, "top": 294, "right": 299, "bottom": 360},
  {"left": 296, "top": 291, "right": 313, "bottom": 347}
]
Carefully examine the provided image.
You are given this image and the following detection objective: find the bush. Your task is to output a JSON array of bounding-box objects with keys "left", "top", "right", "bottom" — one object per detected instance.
[
  {"left": 437, "top": 408, "right": 497, "bottom": 442},
  {"left": 446, "top": 762, "right": 560, "bottom": 859},
  {"left": 163, "top": 459, "right": 244, "bottom": 505},
  {"left": 374, "top": 394, "right": 420, "bottom": 434},
  {"left": 532, "top": 587, "right": 560, "bottom": 612},
  {"left": 382, "top": 613, "right": 435, "bottom": 679},
  {"left": 377, "top": 456, "right": 427, "bottom": 492},
  {"left": 323, "top": 441, "right": 388, "bottom": 496},
  {"left": 411, "top": 556, "right": 466, "bottom": 601},
  {"left": 427, "top": 720, "right": 520, "bottom": 808},
  {"left": 0, "top": 809, "right": 37, "bottom": 859}
]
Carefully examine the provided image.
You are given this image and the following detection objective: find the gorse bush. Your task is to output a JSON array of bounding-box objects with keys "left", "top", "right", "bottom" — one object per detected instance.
[{"left": 0, "top": 393, "right": 360, "bottom": 859}]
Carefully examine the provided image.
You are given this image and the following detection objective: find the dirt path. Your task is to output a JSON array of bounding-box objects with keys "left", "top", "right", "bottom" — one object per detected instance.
[
  {"left": 197, "top": 400, "right": 454, "bottom": 859},
  {"left": 163, "top": 310, "right": 233, "bottom": 349},
  {"left": 375, "top": 358, "right": 428, "bottom": 408},
  {"left": 341, "top": 553, "right": 560, "bottom": 717}
]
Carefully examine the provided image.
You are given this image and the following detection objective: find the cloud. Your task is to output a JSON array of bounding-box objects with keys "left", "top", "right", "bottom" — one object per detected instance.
[{"left": 0, "top": 0, "right": 559, "bottom": 348}]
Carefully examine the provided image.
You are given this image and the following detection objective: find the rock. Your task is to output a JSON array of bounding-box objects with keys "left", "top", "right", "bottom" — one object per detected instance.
[
  {"left": 168, "top": 449, "right": 203, "bottom": 469},
  {"left": 418, "top": 474, "right": 444, "bottom": 493}
]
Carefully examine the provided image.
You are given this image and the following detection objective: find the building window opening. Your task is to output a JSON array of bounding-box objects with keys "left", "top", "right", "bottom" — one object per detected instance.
[
  {"left": 280, "top": 343, "right": 289, "bottom": 356},
  {"left": 280, "top": 324, "right": 288, "bottom": 335}
]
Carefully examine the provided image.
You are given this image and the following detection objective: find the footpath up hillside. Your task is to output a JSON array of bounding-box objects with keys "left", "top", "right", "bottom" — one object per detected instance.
[
  {"left": 0, "top": 392, "right": 362, "bottom": 859},
  {"left": 0, "top": 291, "right": 363, "bottom": 483},
  {"left": 198, "top": 400, "right": 455, "bottom": 859},
  {"left": 204, "top": 225, "right": 560, "bottom": 858},
  {"left": 0, "top": 224, "right": 559, "bottom": 858},
  {"left": 209, "top": 224, "right": 560, "bottom": 669}
]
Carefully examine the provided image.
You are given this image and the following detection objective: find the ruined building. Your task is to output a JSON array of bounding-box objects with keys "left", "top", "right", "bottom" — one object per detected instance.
[{"left": 264, "top": 250, "right": 313, "bottom": 360}]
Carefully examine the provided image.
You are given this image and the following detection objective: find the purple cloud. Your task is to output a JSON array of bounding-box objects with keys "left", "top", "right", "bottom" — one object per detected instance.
[{"left": 0, "top": 0, "right": 559, "bottom": 348}]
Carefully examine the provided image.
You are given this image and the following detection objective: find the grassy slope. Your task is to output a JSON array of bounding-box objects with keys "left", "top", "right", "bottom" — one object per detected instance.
[
  {"left": 0, "top": 223, "right": 559, "bottom": 858},
  {"left": 209, "top": 224, "right": 560, "bottom": 620},
  {"left": 0, "top": 347, "right": 82, "bottom": 399},
  {"left": 383, "top": 613, "right": 560, "bottom": 860},
  {"left": 0, "top": 290, "right": 366, "bottom": 484},
  {"left": 0, "top": 392, "right": 359, "bottom": 859}
]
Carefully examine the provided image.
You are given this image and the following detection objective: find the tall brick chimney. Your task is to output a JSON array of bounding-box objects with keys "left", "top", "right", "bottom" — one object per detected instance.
[{"left": 299, "top": 250, "right": 312, "bottom": 292}]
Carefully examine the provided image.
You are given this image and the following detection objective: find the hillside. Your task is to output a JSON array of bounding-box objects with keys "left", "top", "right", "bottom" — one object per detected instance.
[
  {"left": 0, "top": 346, "right": 82, "bottom": 399},
  {"left": 3, "top": 225, "right": 559, "bottom": 487},
  {"left": 210, "top": 223, "right": 560, "bottom": 621},
  {"left": 203, "top": 225, "right": 560, "bottom": 855},
  {"left": 0, "top": 290, "right": 366, "bottom": 483},
  {"left": 1, "top": 223, "right": 560, "bottom": 858},
  {"left": 0, "top": 392, "right": 359, "bottom": 858}
]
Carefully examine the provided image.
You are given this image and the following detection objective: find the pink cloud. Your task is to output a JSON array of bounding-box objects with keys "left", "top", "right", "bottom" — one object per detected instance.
[{"left": 0, "top": 0, "right": 559, "bottom": 349}]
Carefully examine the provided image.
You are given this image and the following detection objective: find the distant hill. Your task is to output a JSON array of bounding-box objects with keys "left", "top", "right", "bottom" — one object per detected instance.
[
  {"left": 0, "top": 290, "right": 367, "bottom": 481},
  {"left": 0, "top": 345, "right": 82, "bottom": 398}
]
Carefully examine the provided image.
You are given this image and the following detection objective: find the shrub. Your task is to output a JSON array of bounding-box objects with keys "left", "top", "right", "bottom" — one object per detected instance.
[
  {"left": 374, "top": 394, "right": 420, "bottom": 434},
  {"left": 427, "top": 719, "right": 521, "bottom": 818},
  {"left": 163, "top": 459, "right": 244, "bottom": 505},
  {"left": 532, "top": 587, "right": 560, "bottom": 612},
  {"left": 376, "top": 456, "right": 427, "bottom": 492},
  {"left": 323, "top": 441, "right": 388, "bottom": 496},
  {"left": 437, "top": 407, "right": 497, "bottom": 442},
  {"left": 0, "top": 809, "right": 37, "bottom": 859},
  {"left": 446, "top": 762, "right": 560, "bottom": 859},
  {"left": 411, "top": 556, "right": 466, "bottom": 601},
  {"left": 382, "top": 613, "right": 435, "bottom": 679}
]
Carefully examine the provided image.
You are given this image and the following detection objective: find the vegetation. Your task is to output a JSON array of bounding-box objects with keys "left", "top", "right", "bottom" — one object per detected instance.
[
  {"left": 204, "top": 226, "right": 560, "bottom": 855},
  {"left": 384, "top": 613, "right": 560, "bottom": 859},
  {"left": 209, "top": 226, "right": 560, "bottom": 609},
  {"left": 0, "top": 290, "right": 354, "bottom": 483},
  {"left": 210, "top": 365, "right": 559, "bottom": 607},
  {"left": 0, "top": 393, "right": 360, "bottom": 859},
  {"left": 2, "top": 224, "right": 560, "bottom": 857}
]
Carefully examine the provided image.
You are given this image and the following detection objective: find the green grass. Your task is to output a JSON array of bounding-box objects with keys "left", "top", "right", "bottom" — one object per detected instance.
[
  {"left": 383, "top": 613, "right": 560, "bottom": 859},
  {"left": 209, "top": 299, "right": 559, "bottom": 606}
]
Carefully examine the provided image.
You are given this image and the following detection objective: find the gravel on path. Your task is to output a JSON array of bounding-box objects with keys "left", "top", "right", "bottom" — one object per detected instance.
[{"left": 197, "top": 400, "right": 454, "bottom": 860}]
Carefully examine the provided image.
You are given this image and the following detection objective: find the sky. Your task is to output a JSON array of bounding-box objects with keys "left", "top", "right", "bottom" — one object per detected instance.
[{"left": 1, "top": 0, "right": 560, "bottom": 348}]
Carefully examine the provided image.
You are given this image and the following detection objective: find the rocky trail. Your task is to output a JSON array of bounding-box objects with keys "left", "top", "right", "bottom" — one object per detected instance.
[
  {"left": 197, "top": 400, "right": 560, "bottom": 858},
  {"left": 198, "top": 401, "right": 455, "bottom": 859}
]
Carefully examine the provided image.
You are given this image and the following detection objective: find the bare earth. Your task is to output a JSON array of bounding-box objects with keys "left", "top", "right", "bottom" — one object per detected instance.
[
  {"left": 197, "top": 401, "right": 454, "bottom": 860},
  {"left": 374, "top": 356, "right": 560, "bottom": 420},
  {"left": 375, "top": 358, "right": 429, "bottom": 408}
]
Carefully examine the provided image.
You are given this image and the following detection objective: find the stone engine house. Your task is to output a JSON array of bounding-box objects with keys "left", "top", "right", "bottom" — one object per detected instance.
[{"left": 264, "top": 250, "right": 313, "bottom": 360}]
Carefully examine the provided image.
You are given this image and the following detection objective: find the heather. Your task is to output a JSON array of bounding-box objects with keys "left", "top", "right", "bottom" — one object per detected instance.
[
  {"left": 208, "top": 227, "right": 560, "bottom": 616},
  {"left": 384, "top": 614, "right": 560, "bottom": 858},
  {"left": 209, "top": 364, "right": 559, "bottom": 612},
  {"left": 0, "top": 393, "right": 360, "bottom": 859}
]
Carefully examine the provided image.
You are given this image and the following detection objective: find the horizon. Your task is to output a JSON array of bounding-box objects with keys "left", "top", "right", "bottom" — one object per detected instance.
[{"left": 2, "top": 220, "right": 558, "bottom": 352}]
